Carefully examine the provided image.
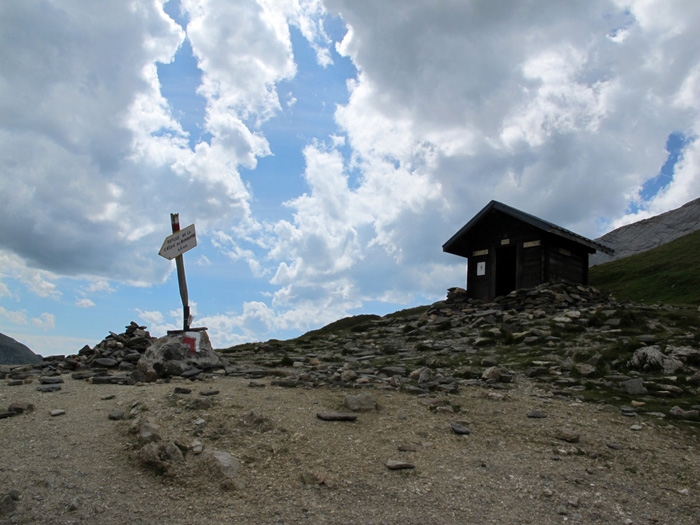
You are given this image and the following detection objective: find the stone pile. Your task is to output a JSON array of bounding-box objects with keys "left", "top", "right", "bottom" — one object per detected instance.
[
  {"left": 220, "top": 281, "right": 700, "bottom": 421},
  {"left": 1, "top": 322, "right": 156, "bottom": 385}
]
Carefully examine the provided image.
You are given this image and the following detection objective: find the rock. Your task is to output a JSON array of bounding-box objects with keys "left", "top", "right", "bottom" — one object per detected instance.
[
  {"left": 94, "top": 358, "right": 118, "bottom": 368},
  {"left": 575, "top": 363, "right": 597, "bottom": 377},
  {"left": 450, "top": 422, "right": 470, "bottom": 435},
  {"left": 526, "top": 410, "right": 547, "bottom": 419},
  {"left": 386, "top": 460, "right": 415, "bottom": 470},
  {"left": 137, "top": 442, "right": 167, "bottom": 474},
  {"left": 628, "top": 346, "right": 665, "bottom": 371},
  {"left": 138, "top": 418, "right": 162, "bottom": 444},
  {"left": 669, "top": 406, "right": 700, "bottom": 421},
  {"left": 38, "top": 376, "right": 64, "bottom": 384},
  {"left": 0, "top": 492, "right": 18, "bottom": 517},
  {"left": 206, "top": 450, "right": 241, "bottom": 479},
  {"left": 554, "top": 428, "right": 580, "bottom": 443},
  {"left": 340, "top": 369, "right": 357, "bottom": 382},
  {"left": 199, "top": 389, "right": 219, "bottom": 396},
  {"left": 344, "top": 393, "right": 377, "bottom": 412},
  {"left": 165, "top": 441, "right": 185, "bottom": 462},
  {"left": 108, "top": 411, "right": 125, "bottom": 421},
  {"left": 8, "top": 402, "right": 34, "bottom": 414},
  {"left": 481, "top": 366, "right": 501, "bottom": 381},
  {"left": 138, "top": 330, "right": 221, "bottom": 380},
  {"left": 316, "top": 412, "right": 357, "bottom": 422},
  {"left": 37, "top": 384, "right": 61, "bottom": 393},
  {"left": 620, "top": 378, "right": 647, "bottom": 395},
  {"left": 49, "top": 409, "right": 66, "bottom": 417}
]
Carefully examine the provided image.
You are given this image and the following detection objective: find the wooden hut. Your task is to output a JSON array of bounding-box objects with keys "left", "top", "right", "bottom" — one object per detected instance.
[{"left": 442, "top": 201, "right": 614, "bottom": 301}]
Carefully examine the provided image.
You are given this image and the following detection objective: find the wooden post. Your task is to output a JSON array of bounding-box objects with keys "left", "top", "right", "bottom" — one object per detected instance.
[{"left": 170, "top": 213, "right": 191, "bottom": 331}]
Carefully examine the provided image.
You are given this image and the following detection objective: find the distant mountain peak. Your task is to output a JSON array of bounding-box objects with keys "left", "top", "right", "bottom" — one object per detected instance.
[
  {"left": 0, "top": 333, "right": 43, "bottom": 365},
  {"left": 591, "top": 197, "right": 700, "bottom": 266}
]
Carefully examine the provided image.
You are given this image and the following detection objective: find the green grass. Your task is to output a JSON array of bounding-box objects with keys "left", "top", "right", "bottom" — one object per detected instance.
[{"left": 590, "top": 229, "right": 700, "bottom": 306}]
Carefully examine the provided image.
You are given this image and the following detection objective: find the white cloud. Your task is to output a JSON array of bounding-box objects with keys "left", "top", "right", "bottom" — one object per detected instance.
[
  {"left": 32, "top": 313, "right": 55, "bottom": 329},
  {"left": 0, "top": 306, "right": 28, "bottom": 326},
  {"left": 76, "top": 298, "right": 95, "bottom": 308}
]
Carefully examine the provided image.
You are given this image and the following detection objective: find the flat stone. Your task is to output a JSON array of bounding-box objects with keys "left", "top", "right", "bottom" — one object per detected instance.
[
  {"left": 199, "top": 389, "right": 219, "bottom": 396},
  {"left": 108, "top": 411, "right": 125, "bottom": 421},
  {"left": 316, "top": 412, "right": 357, "bottom": 422},
  {"left": 527, "top": 410, "right": 547, "bottom": 419},
  {"left": 8, "top": 402, "right": 34, "bottom": 414},
  {"left": 450, "top": 422, "right": 470, "bottom": 435},
  {"left": 37, "top": 384, "right": 61, "bottom": 393},
  {"left": 174, "top": 387, "right": 191, "bottom": 394},
  {"left": 38, "top": 376, "right": 64, "bottom": 384},
  {"left": 94, "top": 358, "right": 119, "bottom": 368},
  {"left": 620, "top": 378, "right": 647, "bottom": 395},
  {"left": 49, "top": 409, "right": 66, "bottom": 417},
  {"left": 386, "top": 460, "right": 415, "bottom": 470}
]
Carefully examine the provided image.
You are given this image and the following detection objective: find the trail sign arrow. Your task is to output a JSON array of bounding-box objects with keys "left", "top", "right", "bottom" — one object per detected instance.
[{"left": 159, "top": 224, "right": 197, "bottom": 260}]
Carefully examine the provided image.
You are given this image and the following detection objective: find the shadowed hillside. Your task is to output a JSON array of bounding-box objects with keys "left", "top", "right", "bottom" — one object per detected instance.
[{"left": 589, "top": 229, "right": 700, "bottom": 306}]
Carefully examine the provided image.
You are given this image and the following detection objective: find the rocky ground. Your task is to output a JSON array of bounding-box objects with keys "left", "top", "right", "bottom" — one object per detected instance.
[{"left": 1, "top": 283, "right": 700, "bottom": 524}]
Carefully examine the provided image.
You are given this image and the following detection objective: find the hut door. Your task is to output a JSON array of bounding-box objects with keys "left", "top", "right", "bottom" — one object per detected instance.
[{"left": 495, "top": 245, "right": 517, "bottom": 297}]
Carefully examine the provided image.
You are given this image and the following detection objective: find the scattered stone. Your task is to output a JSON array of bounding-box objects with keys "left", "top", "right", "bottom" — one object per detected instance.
[
  {"left": 174, "top": 387, "right": 192, "bottom": 395},
  {"left": 0, "top": 492, "right": 17, "bottom": 517},
  {"left": 8, "top": 402, "right": 34, "bottom": 414},
  {"left": 620, "top": 378, "right": 647, "bottom": 395},
  {"left": 108, "top": 411, "right": 125, "bottom": 421},
  {"left": 37, "top": 384, "right": 61, "bottom": 393},
  {"left": 669, "top": 406, "right": 700, "bottom": 421},
  {"left": 385, "top": 460, "right": 415, "bottom": 470},
  {"left": 621, "top": 407, "right": 637, "bottom": 417},
  {"left": 137, "top": 442, "right": 168, "bottom": 474},
  {"left": 38, "top": 376, "right": 64, "bottom": 384},
  {"left": 526, "top": 410, "right": 547, "bottom": 419},
  {"left": 248, "top": 381, "right": 266, "bottom": 388},
  {"left": 554, "top": 428, "right": 580, "bottom": 443},
  {"left": 49, "top": 409, "right": 66, "bottom": 417},
  {"left": 165, "top": 441, "right": 184, "bottom": 462},
  {"left": 450, "top": 422, "right": 470, "bottom": 435},
  {"left": 138, "top": 418, "right": 162, "bottom": 444},
  {"left": 206, "top": 450, "right": 241, "bottom": 479},
  {"left": 199, "top": 389, "right": 219, "bottom": 396},
  {"left": 316, "top": 412, "right": 357, "bottom": 422}
]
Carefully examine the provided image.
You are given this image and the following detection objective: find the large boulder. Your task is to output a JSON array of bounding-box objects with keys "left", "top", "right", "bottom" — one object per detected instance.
[{"left": 138, "top": 330, "right": 222, "bottom": 380}]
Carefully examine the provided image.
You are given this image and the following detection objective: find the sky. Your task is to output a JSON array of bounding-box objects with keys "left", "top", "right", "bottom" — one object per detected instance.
[{"left": 1, "top": 0, "right": 700, "bottom": 357}]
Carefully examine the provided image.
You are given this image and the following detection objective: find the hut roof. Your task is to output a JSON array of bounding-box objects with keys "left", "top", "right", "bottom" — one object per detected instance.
[{"left": 442, "top": 200, "right": 614, "bottom": 257}]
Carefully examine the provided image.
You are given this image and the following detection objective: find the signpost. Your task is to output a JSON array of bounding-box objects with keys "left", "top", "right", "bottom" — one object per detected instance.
[{"left": 159, "top": 213, "right": 197, "bottom": 331}]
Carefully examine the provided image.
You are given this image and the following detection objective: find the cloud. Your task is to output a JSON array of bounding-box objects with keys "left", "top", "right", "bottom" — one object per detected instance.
[
  {"left": 0, "top": 306, "right": 28, "bottom": 326},
  {"left": 32, "top": 312, "right": 55, "bottom": 329},
  {"left": 326, "top": 0, "right": 700, "bottom": 235},
  {"left": 76, "top": 298, "right": 96, "bottom": 308}
]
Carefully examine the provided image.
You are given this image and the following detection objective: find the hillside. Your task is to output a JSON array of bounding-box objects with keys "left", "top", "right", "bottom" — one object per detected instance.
[
  {"left": 590, "top": 196, "right": 700, "bottom": 266},
  {"left": 589, "top": 228, "right": 700, "bottom": 306},
  {"left": 3, "top": 281, "right": 700, "bottom": 523},
  {"left": 0, "top": 333, "right": 42, "bottom": 365}
]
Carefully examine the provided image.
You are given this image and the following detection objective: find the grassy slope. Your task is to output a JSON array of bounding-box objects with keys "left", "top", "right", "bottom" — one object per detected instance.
[{"left": 589, "top": 228, "right": 700, "bottom": 306}]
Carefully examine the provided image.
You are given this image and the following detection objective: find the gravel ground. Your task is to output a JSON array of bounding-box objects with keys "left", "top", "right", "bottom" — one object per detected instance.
[{"left": 1, "top": 374, "right": 699, "bottom": 524}]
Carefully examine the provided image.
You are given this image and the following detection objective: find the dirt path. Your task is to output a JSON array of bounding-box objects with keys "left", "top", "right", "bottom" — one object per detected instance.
[{"left": 1, "top": 375, "right": 699, "bottom": 524}]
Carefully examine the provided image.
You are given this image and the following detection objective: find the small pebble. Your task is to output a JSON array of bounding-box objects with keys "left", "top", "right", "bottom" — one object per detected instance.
[{"left": 49, "top": 409, "right": 65, "bottom": 417}]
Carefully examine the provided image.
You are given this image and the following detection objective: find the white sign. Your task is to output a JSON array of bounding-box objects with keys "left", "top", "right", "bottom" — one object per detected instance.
[
  {"left": 476, "top": 261, "right": 486, "bottom": 276},
  {"left": 159, "top": 224, "right": 197, "bottom": 260}
]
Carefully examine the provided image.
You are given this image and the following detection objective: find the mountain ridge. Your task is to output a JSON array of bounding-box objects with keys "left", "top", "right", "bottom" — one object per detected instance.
[{"left": 590, "top": 196, "right": 700, "bottom": 266}]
